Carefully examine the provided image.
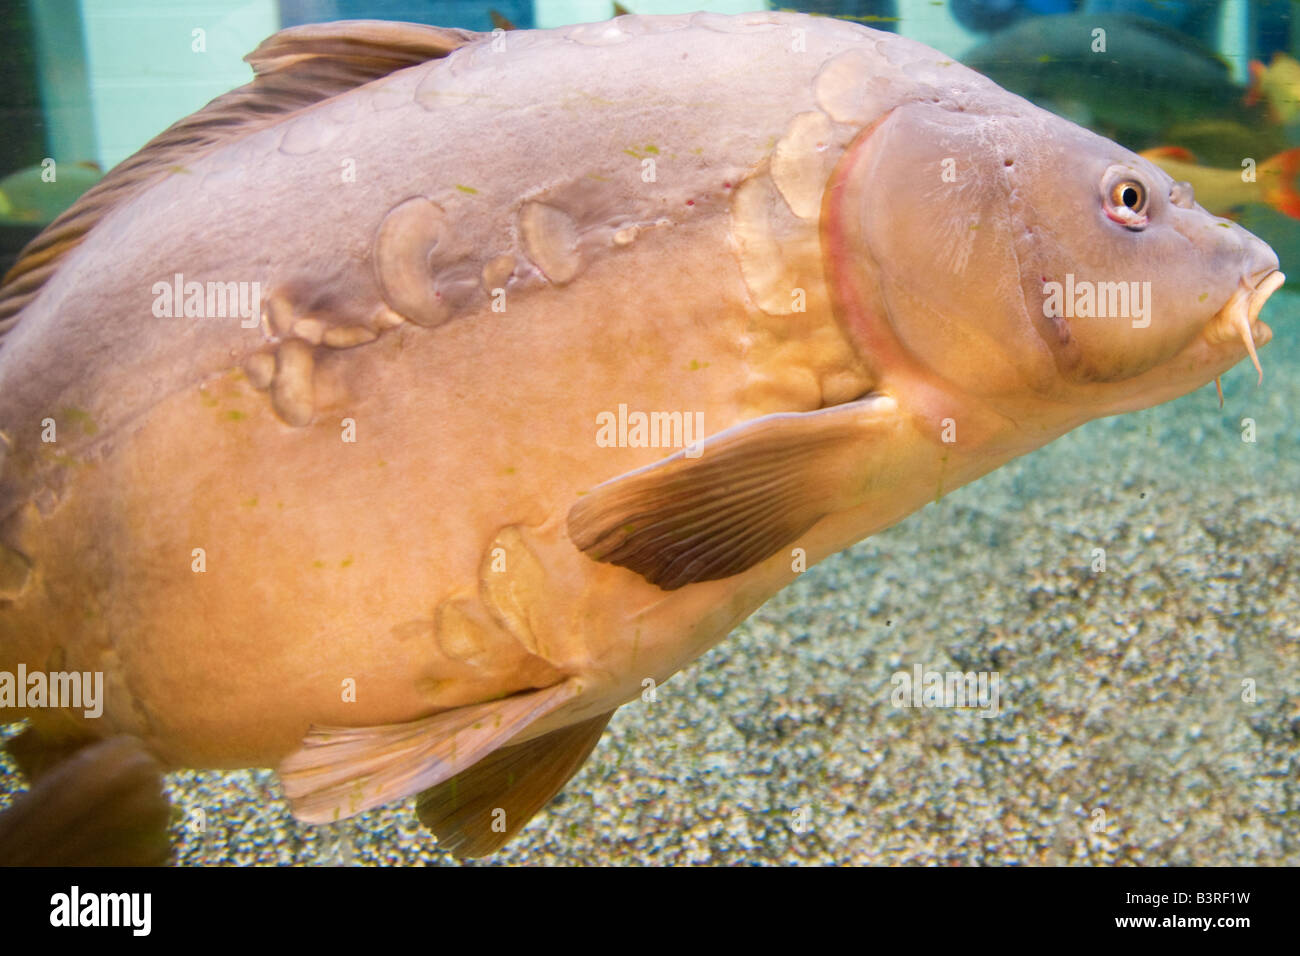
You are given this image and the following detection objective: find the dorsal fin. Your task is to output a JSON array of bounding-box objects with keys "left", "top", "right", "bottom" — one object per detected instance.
[{"left": 0, "top": 20, "right": 481, "bottom": 334}]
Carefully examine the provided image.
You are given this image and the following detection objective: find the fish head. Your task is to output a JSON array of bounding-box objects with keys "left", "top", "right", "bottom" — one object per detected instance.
[{"left": 824, "top": 101, "right": 1282, "bottom": 425}]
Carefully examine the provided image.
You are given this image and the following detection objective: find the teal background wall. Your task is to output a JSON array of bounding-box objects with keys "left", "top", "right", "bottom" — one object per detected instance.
[{"left": 24, "top": 0, "right": 1259, "bottom": 171}]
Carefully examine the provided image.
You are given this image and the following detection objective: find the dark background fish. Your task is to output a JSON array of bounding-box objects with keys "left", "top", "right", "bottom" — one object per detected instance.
[{"left": 962, "top": 13, "right": 1275, "bottom": 150}]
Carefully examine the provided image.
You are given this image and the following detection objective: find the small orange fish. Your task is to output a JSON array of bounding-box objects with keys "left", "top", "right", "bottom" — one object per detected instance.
[
  {"left": 1140, "top": 145, "right": 1300, "bottom": 220},
  {"left": 1246, "top": 52, "right": 1300, "bottom": 125}
]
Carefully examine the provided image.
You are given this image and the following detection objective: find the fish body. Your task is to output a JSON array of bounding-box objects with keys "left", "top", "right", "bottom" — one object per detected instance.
[
  {"left": 1247, "top": 51, "right": 1300, "bottom": 126},
  {"left": 0, "top": 13, "right": 1282, "bottom": 856},
  {"left": 962, "top": 13, "right": 1261, "bottom": 147},
  {"left": 1155, "top": 118, "right": 1289, "bottom": 170},
  {"left": 1141, "top": 146, "right": 1300, "bottom": 221},
  {"left": 0, "top": 162, "right": 102, "bottom": 226}
]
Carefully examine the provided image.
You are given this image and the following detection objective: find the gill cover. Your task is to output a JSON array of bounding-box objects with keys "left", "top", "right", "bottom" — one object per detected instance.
[{"left": 824, "top": 103, "right": 1058, "bottom": 401}]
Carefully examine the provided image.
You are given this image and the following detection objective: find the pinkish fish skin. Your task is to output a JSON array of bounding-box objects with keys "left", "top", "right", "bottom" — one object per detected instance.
[{"left": 0, "top": 12, "right": 1282, "bottom": 859}]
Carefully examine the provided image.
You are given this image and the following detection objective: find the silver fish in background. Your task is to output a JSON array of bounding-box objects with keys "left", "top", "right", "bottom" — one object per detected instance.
[{"left": 0, "top": 11, "right": 1283, "bottom": 861}]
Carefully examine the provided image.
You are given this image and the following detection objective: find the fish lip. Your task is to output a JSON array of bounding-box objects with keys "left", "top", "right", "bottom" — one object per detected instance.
[
  {"left": 1249, "top": 264, "right": 1282, "bottom": 288},
  {"left": 1243, "top": 269, "right": 1283, "bottom": 332},
  {"left": 1203, "top": 269, "right": 1284, "bottom": 384}
]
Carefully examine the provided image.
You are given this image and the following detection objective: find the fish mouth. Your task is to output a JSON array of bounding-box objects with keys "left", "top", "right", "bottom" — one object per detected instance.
[{"left": 1204, "top": 269, "right": 1285, "bottom": 388}]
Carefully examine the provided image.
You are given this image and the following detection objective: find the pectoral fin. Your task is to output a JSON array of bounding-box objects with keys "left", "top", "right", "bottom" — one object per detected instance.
[
  {"left": 6, "top": 725, "right": 97, "bottom": 781},
  {"left": 279, "top": 679, "right": 583, "bottom": 824},
  {"left": 416, "top": 710, "right": 613, "bottom": 857},
  {"left": 567, "top": 394, "right": 899, "bottom": 590},
  {"left": 0, "top": 736, "right": 171, "bottom": 866}
]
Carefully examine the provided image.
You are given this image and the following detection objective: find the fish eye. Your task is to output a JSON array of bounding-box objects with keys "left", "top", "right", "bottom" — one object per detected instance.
[
  {"left": 1100, "top": 166, "right": 1150, "bottom": 230},
  {"left": 1112, "top": 182, "right": 1146, "bottom": 211}
]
